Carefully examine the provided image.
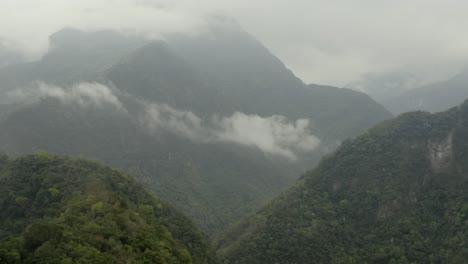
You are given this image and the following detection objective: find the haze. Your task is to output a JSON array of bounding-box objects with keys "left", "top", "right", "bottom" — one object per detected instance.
[{"left": 2, "top": 0, "right": 468, "bottom": 86}]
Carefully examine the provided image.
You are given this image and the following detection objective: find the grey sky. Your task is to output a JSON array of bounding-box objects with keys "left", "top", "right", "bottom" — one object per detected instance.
[{"left": 1, "top": 0, "right": 468, "bottom": 86}]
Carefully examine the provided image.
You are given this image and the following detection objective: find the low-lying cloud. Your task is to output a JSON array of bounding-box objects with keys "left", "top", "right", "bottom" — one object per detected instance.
[
  {"left": 8, "top": 81, "right": 320, "bottom": 160},
  {"left": 144, "top": 103, "right": 320, "bottom": 160},
  {"left": 215, "top": 113, "right": 318, "bottom": 159},
  {"left": 144, "top": 102, "right": 204, "bottom": 141},
  {"left": 7, "top": 82, "right": 125, "bottom": 110}
]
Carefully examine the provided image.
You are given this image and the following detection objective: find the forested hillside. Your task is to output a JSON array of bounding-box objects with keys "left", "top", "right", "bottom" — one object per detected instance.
[
  {"left": 218, "top": 101, "right": 468, "bottom": 263},
  {"left": 0, "top": 152, "right": 213, "bottom": 264}
]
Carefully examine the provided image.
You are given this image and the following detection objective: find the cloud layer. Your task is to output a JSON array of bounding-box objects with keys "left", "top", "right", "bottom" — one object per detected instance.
[
  {"left": 1, "top": 1, "right": 468, "bottom": 86},
  {"left": 9, "top": 82, "right": 320, "bottom": 160}
]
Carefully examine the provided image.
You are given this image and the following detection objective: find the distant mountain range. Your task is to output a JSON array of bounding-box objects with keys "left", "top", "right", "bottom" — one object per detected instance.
[
  {"left": 347, "top": 69, "right": 468, "bottom": 115},
  {"left": 346, "top": 72, "right": 421, "bottom": 104},
  {"left": 384, "top": 70, "right": 468, "bottom": 114},
  {"left": 0, "top": 23, "right": 392, "bottom": 236}
]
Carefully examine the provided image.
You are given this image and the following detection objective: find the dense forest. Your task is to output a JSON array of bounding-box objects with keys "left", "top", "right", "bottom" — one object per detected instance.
[
  {"left": 0, "top": 152, "right": 214, "bottom": 263},
  {"left": 217, "top": 101, "right": 468, "bottom": 263}
]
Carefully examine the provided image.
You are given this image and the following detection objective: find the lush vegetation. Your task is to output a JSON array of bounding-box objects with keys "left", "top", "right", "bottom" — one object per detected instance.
[
  {"left": 217, "top": 101, "right": 468, "bottom": 263},
  {"left": 0, "top": 152, "right": 214, "bottom": 263}
]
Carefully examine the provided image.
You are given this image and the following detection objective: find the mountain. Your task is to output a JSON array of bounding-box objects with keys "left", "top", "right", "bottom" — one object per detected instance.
[
  {"left": 0, "top": 25, "right": 392, "bottom": 237},
  {"left": 384, "top": 70, "right": 468, "bottom": 114},
  {"left": 217, "top": 101, "right": 468, "bottom": 263},
  {"left": 104, "top": 41, "right": 225, "bottom": 114},
  {"left": 0, "top": 152, "right": 213, "bottom": 264}
]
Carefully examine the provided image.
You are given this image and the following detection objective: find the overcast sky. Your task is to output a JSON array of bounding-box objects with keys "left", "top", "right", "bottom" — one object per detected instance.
[{"left": 1, "top": 0, "right": 468, "bottom": 86}]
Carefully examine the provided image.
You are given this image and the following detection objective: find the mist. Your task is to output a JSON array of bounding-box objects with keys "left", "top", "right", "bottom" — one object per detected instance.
[{"left": 2, "top": 0, "right": 468, "bottom": 86}]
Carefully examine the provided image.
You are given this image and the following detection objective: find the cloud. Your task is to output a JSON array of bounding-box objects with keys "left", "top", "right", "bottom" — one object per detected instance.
[
  {"left": 143, "top": 103, "right": 320, "bottom": 160},
  {"left": 214, "top": 112, "right": 319, "bottom": 160},
  {"left": 144, "top": 102, "right": 204, "bottom": 141},
  {"left": 7, "top": 82, "right": 125, "bottom": 110}
]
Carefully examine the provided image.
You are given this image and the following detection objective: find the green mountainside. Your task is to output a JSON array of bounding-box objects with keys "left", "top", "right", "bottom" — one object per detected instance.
[
  {"left": 218, "top": 101, "right": 468, "bottom": 263},
  {"left": 0, "top": 152, "right": 213, "bottom": 264}
]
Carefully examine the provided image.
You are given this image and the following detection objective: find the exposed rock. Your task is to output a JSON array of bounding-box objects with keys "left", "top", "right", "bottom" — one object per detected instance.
[{"left": 427, "top": 131, "right": 453, "bottom": 172}]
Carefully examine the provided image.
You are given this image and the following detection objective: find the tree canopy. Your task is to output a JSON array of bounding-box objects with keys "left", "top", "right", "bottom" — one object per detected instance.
[{"left": 0, "top": 152, "right": 214, "bottom": 264}]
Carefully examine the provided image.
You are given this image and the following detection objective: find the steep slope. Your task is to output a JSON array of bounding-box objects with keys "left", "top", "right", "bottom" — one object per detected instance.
[
  {"left": 385, "top": 70, "right": 468, "bottom": 114},
  {"left": 105, "top": 42, "right": 226, "bottom": 114},
  {"left": 0, "top": 27, "right": 392, "bottom": 237},
  {"left": 0, "top": 152, "right": 213, "bottom": 264},
  {"left": 218, "top": 101, "right": 468, "bottom": 263}
]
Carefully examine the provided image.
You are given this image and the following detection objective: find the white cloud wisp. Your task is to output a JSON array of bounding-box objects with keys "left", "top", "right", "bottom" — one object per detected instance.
[
  {"left": 7, "top": 82, "right": 125, "bottom": 110},
  {"left": 144, "top": 103, "right": 320, "bottom": 160}
]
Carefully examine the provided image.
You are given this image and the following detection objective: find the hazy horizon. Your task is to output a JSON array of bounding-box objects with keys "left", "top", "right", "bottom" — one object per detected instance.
[{"left": 2, "top": 0, "right": 468, "bottom": 88}]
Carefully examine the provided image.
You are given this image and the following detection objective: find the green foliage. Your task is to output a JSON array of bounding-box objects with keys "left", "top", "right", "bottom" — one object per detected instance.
[
  {"left": 218, "top": 102, "right": 468, "bottom": 263},
  {"left": 0, "top": 153, "right": 214, "bottom": 263},
  {"left": 47, "top": 187, "right": 60, "bottom": 197}
]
